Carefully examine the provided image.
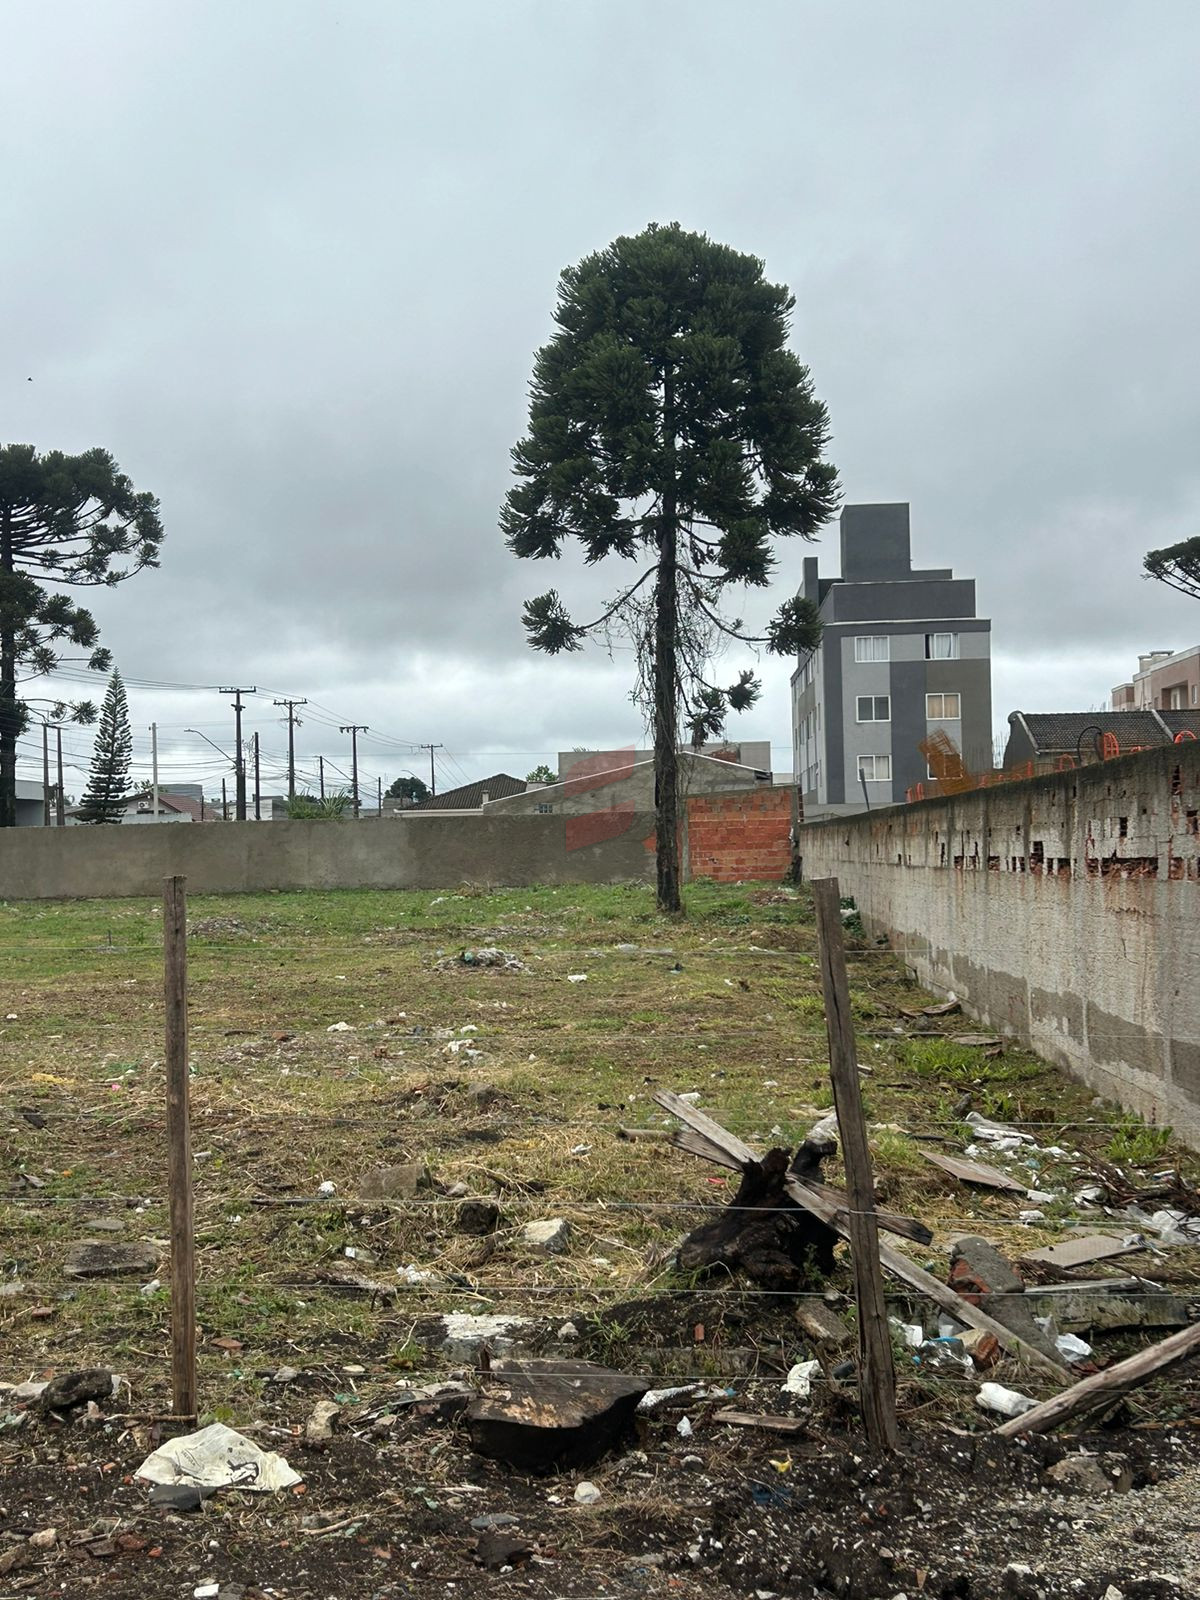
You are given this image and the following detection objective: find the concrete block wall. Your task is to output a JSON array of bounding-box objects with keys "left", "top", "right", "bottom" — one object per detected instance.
[
  {"left": 795, "top": 742, "right": 1200, "bottom": 1144},
  {"left": 687, "top": 788, "right": 794, "bottom": 884}
]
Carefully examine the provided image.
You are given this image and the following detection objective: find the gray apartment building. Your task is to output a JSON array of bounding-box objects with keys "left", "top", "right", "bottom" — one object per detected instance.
[{"left": 791, "top": 503, "right": 992, "bottom": 815}]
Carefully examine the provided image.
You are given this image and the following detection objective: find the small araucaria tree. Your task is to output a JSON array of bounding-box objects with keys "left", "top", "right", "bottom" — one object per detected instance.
[
  {"left": 0, "top": 444, "right": 163, "bottom": 827},
  {"left": 502, "top": 223, "right": 839, "bottom": 911},
  {"left": 76, "top": 670, "right": 133, "bottom": 824}
]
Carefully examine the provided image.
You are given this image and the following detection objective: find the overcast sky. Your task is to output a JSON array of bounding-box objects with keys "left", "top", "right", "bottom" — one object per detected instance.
[{"left": 5, "top": 0, "right": 1198, "bottom": 800}]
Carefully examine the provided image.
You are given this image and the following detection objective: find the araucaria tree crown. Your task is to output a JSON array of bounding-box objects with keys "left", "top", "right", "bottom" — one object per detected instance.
[
  {"left": 0, "top": 444, "right": 163, "bottom": 827},
  {"left": 502, "top": 222, "right": 839, "bottom": 911}
]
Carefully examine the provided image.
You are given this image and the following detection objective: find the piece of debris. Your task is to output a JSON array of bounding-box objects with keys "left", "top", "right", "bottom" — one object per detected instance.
[
  {"left": 1055, "top": 1332, "right": 1093, "bottom": 1362},
  {"left": 467, "top": 1358, "right": 650, "bottom": 1471},
  {"left": 64, "top": 1240, "right": 159, "bottom": 1279},
  {"left": 1044, "top": 1455, "right": 1119, "bottom": 1495},
  {"left": 136, "top": 1421, "right": 302, "bottom": 1493},
  {"left": 28, "top": 1528, "right": 56, "bottom": 1549},
  {"left": 950, "top": 1033, "right": 1003, "bottom": 1047},
  {"left": 447, "top": 947, "right": 527, "bottom": 973},
  {"left": 921, "top": 1149, "right": 1027, "bottom": 1193},
  {"left": 305, "top": 1399, "right": 341, "bottom": 1445},
  {"left": 356, "top": 1163, "right": 432, "bottom": 1201},
  {"left": 566, "top": 973, "right": 588, "bottom": 984},
  {"left": 976, "top": 1382, "right": 1037, "bottom": 1418},
  {"left": 326, "top": 1021, "right": 355, "bottom": 1033},
  {"left": 573, "top": 1480, "right": 602, "bottom": 1504},
  {"left": 1023, "top": 1281, "right": 1189, "bottom": 1334},
  {"left": 795, "top": 1301, "right": 853, "bottom": 1348},
  {"left": 713, "top": 1408, "right": 807, "bottom": 1436},
  {"left": 995, "top": 1320, "right": 1200, "bottom": 1438},
  {"left": 960, "top": 1327, "right": 1001, "bottom": 1369},
  {"left": 1022, "top": 1234, "right": 1142, "bottom": 1269},
  {"left": 474, "top": 1531, "right": 535, "bottom": 1570},
  {"left": 922, "top": 999, "right": 961, "bottom": 1016},
  {"left": 521, "top": 1218, "right": 571, "bottom": 1256},
  {"left": 40, "top": 1369, "right": 117, "bottom": 1414},
  {"left": 949, "top": 1237, "right": 1068, "bottom": 1369},
  {"left": 617, "top": 1125, "right": 670, "bottom": 1142},
  {"left": 149, "top": 1482, "right": 214, "bottom": 1512},
  {"left": 964, "top": 1111, "right": 1034, "bottom": 1145},
  {"left": 432, "top": 1312, "right": 539, "bottom": 1362},
  {"left": 317, "top": 1180, "right": 336, "bottom": 1196},
  {"left": 782, "top": 1359, "right": 821, "bottom": 1398},
  {"left": 471, "top": 1512, "right": 521, "bottom": 1532}
]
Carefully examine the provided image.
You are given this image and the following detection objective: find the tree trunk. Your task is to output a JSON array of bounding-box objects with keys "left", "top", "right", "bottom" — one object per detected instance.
[
  {"left": 0, "top": 509, "right": 17, "bottom": 830},
  {"left": 654, "top": 369, "right": 681, "bottom": 914}
]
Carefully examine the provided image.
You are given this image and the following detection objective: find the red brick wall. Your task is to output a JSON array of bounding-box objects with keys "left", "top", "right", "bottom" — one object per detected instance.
[{"left": 686, "top": 787, "right": 794, "bottom": 883}]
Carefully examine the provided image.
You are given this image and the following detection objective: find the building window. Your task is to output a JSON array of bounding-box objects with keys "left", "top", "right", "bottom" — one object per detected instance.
[
  {"left": 536, "top": 803, "right": 553, "bottom": 814},
  {"left": 926, "top": 633, "right": 959, "bottom": 660},
  {"left": 856, "top": 695, "right": 890, "bottom": 722},
  {"left": 858, "top": 755, "right": 892, "bottom": 782},
  {"left": 855, "top": 635, "right": 889, "bottom": 663},
  {"left": 926, "top": 692, "right": 961, "bottom": 719}
]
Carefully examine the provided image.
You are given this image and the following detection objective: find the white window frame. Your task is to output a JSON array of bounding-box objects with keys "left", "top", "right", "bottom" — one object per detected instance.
[
  {"left": 926, "top": 692, "right": 961, "bottom": 720},
  {"left": 857, "top": 754, "right": 892, "bottom": 783},
  {"left": 854, "top": 635, "right": 890, "bottom": 663},
  {"left": 856, "top": 694, "right": 891, "bottom": 723},
  {"left": 925, "top": 632, "right": 960, "bottom": 660}
]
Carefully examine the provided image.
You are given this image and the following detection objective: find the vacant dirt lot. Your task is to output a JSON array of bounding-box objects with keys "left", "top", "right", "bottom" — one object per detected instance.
[{"left": 2, "top": 882, "right": 1198, "bottom": 1598}]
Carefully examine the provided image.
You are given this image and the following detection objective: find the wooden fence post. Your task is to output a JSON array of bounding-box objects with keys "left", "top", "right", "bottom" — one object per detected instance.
[
  {"left": 812, "top": 875, "right": 899, "bottom": 1452},
  {"left": 163, "top": 875, "right": 197, "bottom": 1421}
]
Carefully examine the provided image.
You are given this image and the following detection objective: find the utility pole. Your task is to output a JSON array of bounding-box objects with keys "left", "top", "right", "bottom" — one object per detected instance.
[
  {"left": 418, "top": 743, "right": 443, "bottom": 796},
  {"left": 339, "top": 725, "right": 368, "bottom": 818},
  {"left": 377, "top": 775, "right": 382, "bottom": 817},
  {"left": 55, "top": 727, "right": 65, "bottom": 826},
  {"left": 221, "top": 777, "right": 228, "bottom": 820},
  {"left": 318, "top": 755, "right": 325, "bottom": 800},
  {"left": 219, "top": 687, "right": 256, "bottom": 821},
  {"left": 273, "top": 698, "right": 307, "bottom": 799},
  {"left": 253, "top": 733, "right": 261, "bottom": 820},
  {"left": 42, "top": 723, "right": 51, "bottom": 827},
  {"left": 150, "top": 722, "right": 160, "bottom": 817}
]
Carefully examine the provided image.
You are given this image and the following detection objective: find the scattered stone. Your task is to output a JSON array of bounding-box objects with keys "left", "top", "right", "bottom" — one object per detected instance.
[
  {"left": 521, "top": 1218, "right": 571, "bottom": 1256},
  {"left": 1044, "top": 1454, "right": 1114, "bottom": 1496},
  {"left": 357, "top": 1163, "right": 432, "bottom": 1201},
  {"left": 457, "top": 1199, "right": 500, "bottom": 1235},
  {"left": 467, "top": 1358, "right": 650, "bottom": 1471},
  {"left": 149, "top": 1483, "right": 212, "bottom": 1512},
  {"left": 0, "top": 1281, "right": 25, "bottom": 1299},
  {"left": 574, "top": 1480, "right": 602, "bottom": 1504},
  {"left": 470, "top": 1512, "right": 520, "bottom": 1532},
  {"left": 10, "top": 1380, "right": 48, "bottom": 1402},
  {"left": 950, "top": 1236, "right": 1066, "bottom": 1368},
  {"left": 557, "top": 1321, "right": 580, "bottom": 1341},
  {"left": 305, "top": 1399, "right": 341, "bottom": 1444},
  {"left": 434, "top": 1312, "right": 539, "bottom": 1362},
  {"left": 65, "top": 1240, "right": 159, "bottom": 1279},
  {"left": 961, "top": 1327, "right": 1001, "bottom": 1369},
  {"left": 465, "top": 1083, "right": 502, "bottom": 1108},
  {"left": 474, "top": 1531, "right": 534, "bottom": 1570},
  {"left": 28, "top": 1529, "right": 56, "bottom": 1549},
  {"left": 270, "top": 1366, "right": 300, "bottom": 1383},
  {"left": 41, "top": 1369, "right": 116, "bottom": 1413},
  {"left": 795, "top": 1301, "right": 853, "bottom": 1348}
]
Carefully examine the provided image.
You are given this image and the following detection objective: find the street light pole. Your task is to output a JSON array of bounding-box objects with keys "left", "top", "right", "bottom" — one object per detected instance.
[{"left": 339, "top": 725, "right": 368, "bottom": 818}]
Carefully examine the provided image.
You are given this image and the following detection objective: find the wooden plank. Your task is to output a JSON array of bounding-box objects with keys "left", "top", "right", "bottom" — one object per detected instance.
[
  {"left": 669, "top": 1125, "right": 746, "bottom": 1172},
  {"left": 800, "top": 1178, "right": 934, "bottom": 1245},
  {"left": 921, "top": 1149, "right": 1027, "bottom": 1193},
  {"left": 163, "top": 876, "right": 197, "bottom": 1423},
  {"left": 652, "top": 1090, "right": 758, "bottom": 1167},
  {"left": 994, "top": 1320, "right": 1200, "bottom": 1437},
  {"left": 713, "top": 1407, "right": 807, "bottom": 1436},
  {"left": 812, "top": 877, "right": 898, "bottom": 1453}
]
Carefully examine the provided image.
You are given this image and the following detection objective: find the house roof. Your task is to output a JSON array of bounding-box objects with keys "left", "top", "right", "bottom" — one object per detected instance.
[
  {"left": 128, "top": 791, "right": 207, "bottom": 821},
  {"left": 483, "top": 751, "right": 770, "bottom": 804},
  {"left": 411, "top": 773, "right": 527, "bottom": 811},
  {"left": 1160, "top": 710, "right": 1200, "bottom": 741},
  {"left": 1009, "top": 710, "right": 1180, "bottom": 756}
]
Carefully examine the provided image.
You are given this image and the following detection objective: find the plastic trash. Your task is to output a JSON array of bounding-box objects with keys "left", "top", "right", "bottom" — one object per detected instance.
[
  {"left": 975, "top": 1382, "right": 1036, "bottom": 1418},
  {"left": 676, "top": 1416, "right": 693, "bottom": 1437},
  {"left": 1055, "top": 1333, "right": 1093, "bottom": 1362},
  {"left": 782, "top": 1359, "right": 821, "bottom": 1397},
  {"left": 917, "top": 1337, "right": 972, "bottom": 1371},
  {"left": 136, "top": 1422, "right": 302, "bottom": 1493},
  {"left": 566, "top": 974, "right": 588, "bottom": 983}
]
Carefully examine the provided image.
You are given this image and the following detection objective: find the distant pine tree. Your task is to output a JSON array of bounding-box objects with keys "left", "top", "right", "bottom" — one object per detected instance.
[{"left": 77, "top": 671, "right": 132, "bottom": 824}]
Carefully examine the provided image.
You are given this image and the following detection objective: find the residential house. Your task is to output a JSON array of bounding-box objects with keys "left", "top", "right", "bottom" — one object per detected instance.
[
  {"left": 791, "top": 503, "right": 992, "bottom": 815},
  {"left": 481, "top": 750, "right": 771, "bottom": 816},
  {"left": 14, "top": 778, "right": 50, "bottom": 826},
  {"left": 1112, "top": 647, "right": 1200, "bottom": 713},
  {"left": 1003, "top": 708, "right": 1200, "bottom": 769},
  {"left": 408, "top": 774, "right": 528, "bottom": 814},
  {"left": 555, "top": 740, "right": 772, "bottom": 781}
]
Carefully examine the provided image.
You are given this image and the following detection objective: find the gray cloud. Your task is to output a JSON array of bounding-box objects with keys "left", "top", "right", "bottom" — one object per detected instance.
[{"left": 5, "top": 0, "right": 1198, "bottom": 793}]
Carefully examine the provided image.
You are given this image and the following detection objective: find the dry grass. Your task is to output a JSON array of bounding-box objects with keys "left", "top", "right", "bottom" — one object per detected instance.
[{"left": 2, "top": 879, "right": 1196, "bottom": 1421}]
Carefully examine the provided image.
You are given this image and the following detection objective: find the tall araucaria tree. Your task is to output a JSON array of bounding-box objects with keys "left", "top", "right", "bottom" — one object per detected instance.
[
  {"left": 501, "top": 223, "right": 839, "bottom": 912},
  {"left": 1145, "top": 537, "right": 1200, "bottom": 601},
  {"left": 76, "top": 670, "right": 133, "bottom": 824},
  {"left": 0, "top": 444, "right": 163, "bottom": 827}
]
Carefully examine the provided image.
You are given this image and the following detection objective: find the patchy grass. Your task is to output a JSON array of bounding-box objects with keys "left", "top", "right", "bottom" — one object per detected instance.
[{"left": 1, "top": 880, "right": 1196, "bottom": 1422}]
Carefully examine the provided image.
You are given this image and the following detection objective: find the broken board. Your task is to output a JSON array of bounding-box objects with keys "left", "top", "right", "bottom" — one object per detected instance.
[
  {"left": 1021, "top": 1234, "right": 1142, "bottom": 1269},
  {"left": 921, "top": 1149, "right": 1027, "bottom": 1193}
]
